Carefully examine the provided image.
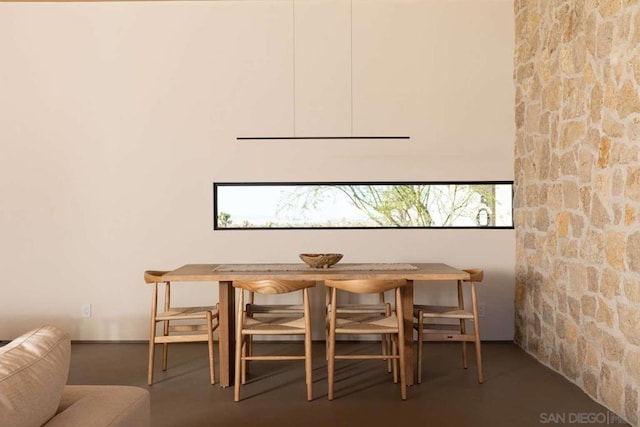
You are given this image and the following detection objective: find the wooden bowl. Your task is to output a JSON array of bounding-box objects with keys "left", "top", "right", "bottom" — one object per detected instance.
[{"left": 299, "top": 253, "right": 343, "bottom": 269}]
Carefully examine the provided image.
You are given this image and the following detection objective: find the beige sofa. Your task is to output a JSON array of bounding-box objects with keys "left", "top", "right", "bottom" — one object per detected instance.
[{"left": 0, "top": 325, "right": 150, "bottom": 427}]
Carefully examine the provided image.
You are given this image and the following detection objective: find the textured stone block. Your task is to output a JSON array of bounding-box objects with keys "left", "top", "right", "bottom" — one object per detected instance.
[
  {"left": 624, "top": 385, "right": 638, "bottom": 426},
  {"left": 562, "top": 180, "right": 580, "bottom": 209},
  {"left": 535, "top": 208, "right": 550, "bottom": 231},
  {"left": 603, "top": 113, "right": 626, "bottom": 137},
  {"left": 570, "top": 213, "right": 585, "bottom": 238},
  {"left": 623, "top": 276, "right": 640, "bottom": 304},
  {"left": 626, "top": 167, "right": 640, "bottom": 202},
  {"left": 580, "top": 229, "right": 605, "bottom": 263},
  {"left": 581, "top": 295, "right": 597, "bottom": 317},
  {"left": 599, "top": 0, "right": 622, "bottom": 18},
  {"left": 556, "top": 211, "right": 570, "bottom": 237},
  {"left": 587, "top": 266, "right": 600, "bottom": 292},
  {"left": 578, "top": 148, "right": 596, "bottom": 183},
  {"left": 612, "top": 169, "right": 625, "bottom": 196},
  {"left": 560, "top": 343, "right": 579, "bottom": 380},
  {"left": 599, "top": 364, "right": 623, "bottom": 414},
  {"left": 560, "top": 121, "right": 586, "bottom": 149},
  {"left": 628, "top": 231, "right": 640, "bottom": 272},
  {"left": 590, "top": 194, "right": 611, "bottom": 228},
  {"left": 597, "top": 21, "right": 614, "bottom": 59},
  {"left": 565, "top": 318, "right": 579, "bottom": 343},
  {"left": 584, "top": 321, "right": 604, "bottom": 347},
  {"left": 567, "top": 297, "right": 581, "bottom": 322},
  {"left": 617, "top": 80, "right": 640, "bottom": 118},
  {"left": 602, "top": 333, "right": 624, "bottom": 362},
  {"left": 618, "top": 302, "right": 640, "bottom": 345},
  {"left": 605, "top": 233, "right": 626, "bottom": 270},
  {"left": 596, "top": 298, "right": 614, "bottom": 327},
  {"left": 597, "top": 136, "right": 611, "bottom": 168},
  {"left": 624, "top": 349, "right": 640, "bottom": 384},
  {"left": 583, "top": 370, "right": 598, "bottom": 398}
]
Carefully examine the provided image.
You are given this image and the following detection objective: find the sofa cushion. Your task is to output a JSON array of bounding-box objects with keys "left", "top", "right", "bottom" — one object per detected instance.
[
  {"left": 0, "top": 325, "right": 70, "bottom": 427},
  {"left": 45, "top": 385, "right": 150, "bottom": 427}
]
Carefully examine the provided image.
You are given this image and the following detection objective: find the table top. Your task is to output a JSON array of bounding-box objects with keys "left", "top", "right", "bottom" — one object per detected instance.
[{"left": 163, "top": 263, "right": 469, "bottom": 281}]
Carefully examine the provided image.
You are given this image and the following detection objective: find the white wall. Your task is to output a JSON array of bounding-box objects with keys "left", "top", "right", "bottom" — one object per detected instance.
[{"left": 0, "top": 0, "right": 515, "bottom": 341}]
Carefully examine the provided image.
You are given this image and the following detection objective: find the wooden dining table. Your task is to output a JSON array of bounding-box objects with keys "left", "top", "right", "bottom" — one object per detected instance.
[{"left": 163, "top": 262, "right": 469, "bottom": 387}]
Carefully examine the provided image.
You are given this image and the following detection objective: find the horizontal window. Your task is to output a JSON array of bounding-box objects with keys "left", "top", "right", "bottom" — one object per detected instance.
[{"left": 214, "top": 182, "right": 513, "bottom": 230}]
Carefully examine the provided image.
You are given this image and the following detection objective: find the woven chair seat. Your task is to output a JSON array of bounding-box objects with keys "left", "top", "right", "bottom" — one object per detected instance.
[
  {"left": 242, "top": 316, "right": 307, "bottom": 335},
  {"left": 413, "top": 322, "right": 466, "bottom": 332},
  {"left": 413, "top": 305, "right": 473, "bottom": 319},
  {"left": 335, "top": 303, "right": 389, "bottom": 314},
  {"left": 157, "top": 305, "right": 219, "bottom": 320},
  {"left": 334, "top": 313, "right": 399, "bottom": 334},
  {"left": 248, "top": 304, "right": 304, "bottom": 314}
]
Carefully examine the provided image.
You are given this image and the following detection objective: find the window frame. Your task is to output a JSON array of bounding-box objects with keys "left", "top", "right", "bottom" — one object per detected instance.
[{"left": 213, "top": 181, "right": 515, "bottom": 230}]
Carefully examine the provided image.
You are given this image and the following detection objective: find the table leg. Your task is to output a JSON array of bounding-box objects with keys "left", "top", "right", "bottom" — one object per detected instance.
[
  {"left": 218, "top": 280, "right": 235, "bottom": 387},
  {"left": 402, "top": 280, "right": 414, "bottom": 386}
]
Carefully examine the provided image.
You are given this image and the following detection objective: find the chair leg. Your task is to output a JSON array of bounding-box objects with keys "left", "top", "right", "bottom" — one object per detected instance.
[
  {"left": 234, "top": 335, "right": 243, "bottom": 401},
  {"left": 383, "top": 334, "right": 392, "bottom": 373},
  {"left": 161, "top": 319, "right": 169, "bottom": 373},
  {"left": 325, "top": 332, "right": 329, "bottom": 361},
  {"left": 234, "top": 294, "right": 244, "bottom": 402},
  {"left": 397, "top": 333, "right": 407, "bottom": 400},
  {"left": 471, "top": 283, "right": 483, "bottom": 384},
  {"left": 457, "top": 280, "right": 468, "bottom": 369},
  {"left": 474, "top": 326, "right": 484, "bottom": 384},
  {"left": 148, "top": 284, "right": 158, "bottom": 386},
  {"left": 325, "top": 288, "right": 330, "bottom": 362},
  {"left": 461, "top": 320, "right": 468, "bottom": 369},
  {"left": 305, "top": 325, "right": 313, "bottom": 401},
  {"left": 245, "top": 305, "right": 253, "bottom": 376},
  {"left": 417, "top": 312, "right": 423, "bottom": 384},
  {"left": 304, "top": 288, "right": 313, "bottom": 401},
  {"left": 249, "top": 335, "right": 253, "bottom": 369},
  {"left": 207, "top": 311, "right": 215, "bottom": 385},
  {"left": 241, "top": 338, "right": 247, "bottom": 385},
  {"left": 396, "top": 287, "right": 407, "bottom": 400},
  {"left": 148, "top": 339, "right": 155, "bottom": 386},
  {"left": 148, "top": 333, "right": 156, "bottom": 386},
  {"left": 246, "top": 335, "right": 252, "bottom": 376},
  {"left": 389, "top": 335, "right": 400, "bottom": 384},
  {"left": 162, "top": 284, "right": 171, "bottom": 371},
  {"left": 392, "top": 337, "right": 398, "bottom": 384},
  {"left": 328, "top": 288, "right": 337, "bottom": 401},
  {"left": 328, "top": 330, "right": 335, "bottom": 401}
]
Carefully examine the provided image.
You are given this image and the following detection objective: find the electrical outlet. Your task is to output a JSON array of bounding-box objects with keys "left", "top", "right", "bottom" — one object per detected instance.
[
  {"left": 478, "top": 303, "right": 486, "bottom": 318},
  {"left": 81, "top": 304, "right": 92, "bottom": 318}
]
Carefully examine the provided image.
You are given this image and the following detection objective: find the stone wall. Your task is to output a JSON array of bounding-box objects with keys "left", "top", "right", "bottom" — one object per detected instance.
[{"left": 514, "top": 0, "right": 640, "bottom": 424}]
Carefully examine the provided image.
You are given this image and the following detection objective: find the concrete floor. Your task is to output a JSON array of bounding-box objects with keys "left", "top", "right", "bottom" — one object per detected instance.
[{"left": 67, "top": 341, "right": 629, "bottom": 427}]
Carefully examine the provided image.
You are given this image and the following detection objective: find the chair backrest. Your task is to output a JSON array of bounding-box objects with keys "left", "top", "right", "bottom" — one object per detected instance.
[
  {"left": 463, "top": 269, "right": 484, "bottom": 283},
  {"left": 233, "top": 279, "right": 315, "bottom": 295},
  {"left": 144, "top": 270, "right": 169, "bottom": 284},
  {"left": 324, "top": 279, "right": 406, "bottom": 294}
]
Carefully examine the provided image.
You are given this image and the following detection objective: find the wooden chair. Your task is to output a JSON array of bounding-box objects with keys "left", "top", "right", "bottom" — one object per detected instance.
[
  {"left": 145, "top": 270, "right": 219, "bottom": 386},
  {"left": 233, "top": 279, "right": 315, "bottom": 402},
  {"left": 241, "top": 289, "right": 306, "bottom": 379},
  {"left": 324, "top": 288, "right": 392, "bottom": 371},
  {"left": 325, "top": 279, "right": 407, "bottom": 400},
  {"left": 413, "top": 268, "right": 484, "bottom": 384}
]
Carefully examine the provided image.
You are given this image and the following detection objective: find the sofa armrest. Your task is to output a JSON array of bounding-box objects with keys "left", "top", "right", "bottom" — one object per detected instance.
[
  {"left": 0, "top": 325, "right": 70, "bottom": 427},
  {"left": 44, "top": 385, "right": 150, "bottom": 427}
]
